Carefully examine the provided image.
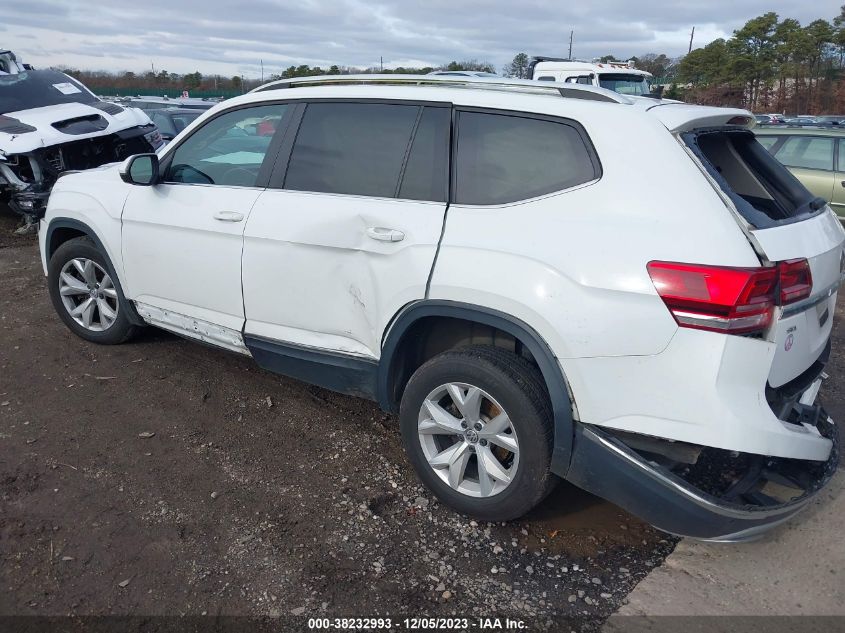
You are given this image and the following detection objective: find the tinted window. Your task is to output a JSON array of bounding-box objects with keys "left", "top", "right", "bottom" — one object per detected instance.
[
  {"left": 285, "top": 102, "right": 419, "bottom": 198},
  {"left": 537, "top": 76, "right": 556, "bottom": 81},
  {"left": 398, "top": 107, "right": 450, "bottom": 202},
  {"left": 755, "top": 135, "right": 779, "bottom": 151},
  {"left": 166, "top": 104, "right": 287, "bottom": 187},
  {"left": 454, "top": 111, "right": 597, "bottom": 205},
  {"left": 774, "top": 136, "right": 834, "bottom": 171},
  {"left": 598, "top": 73, "right": 653, "bottom": 95}
]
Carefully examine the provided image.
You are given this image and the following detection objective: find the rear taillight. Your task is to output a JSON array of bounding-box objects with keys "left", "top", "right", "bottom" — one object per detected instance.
[
  {"left": 647, "top": 258, "right": 814, "bottom": 335},
  {"left": 778, "top": 259, "right": 812, "bottom": 304},
  {"left": 647, "top": 262, "right": 777, "bottom": 334}
]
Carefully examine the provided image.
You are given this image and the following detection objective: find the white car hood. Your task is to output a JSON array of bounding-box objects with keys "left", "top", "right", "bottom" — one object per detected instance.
[{"left": 1, "top": 102, "right": 152, "bottom": 154}]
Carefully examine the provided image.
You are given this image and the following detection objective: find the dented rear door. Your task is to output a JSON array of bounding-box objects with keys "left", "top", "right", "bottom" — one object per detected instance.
[{"left": 241, "top": 101, "right": 450, "bottom": 359}]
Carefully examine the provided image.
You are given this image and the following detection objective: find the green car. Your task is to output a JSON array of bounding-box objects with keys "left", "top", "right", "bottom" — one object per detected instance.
[{"left": 754, "top": 126, "right": 845, "bottom": 219}]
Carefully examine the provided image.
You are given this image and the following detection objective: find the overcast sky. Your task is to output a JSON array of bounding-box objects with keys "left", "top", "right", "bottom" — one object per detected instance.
[{"left": 2, "top": 0, "right": 842, "bottom": 77}]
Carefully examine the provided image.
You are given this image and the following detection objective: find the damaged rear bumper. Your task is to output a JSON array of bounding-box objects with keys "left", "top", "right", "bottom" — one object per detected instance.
[{"left": 566, "top": 406, "right": 838, "bottom": 542}]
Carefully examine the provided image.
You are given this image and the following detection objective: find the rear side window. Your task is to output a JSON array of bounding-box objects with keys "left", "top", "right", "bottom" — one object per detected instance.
[
  {"left": 685, "top": 129, "right": 823, "bottom": 228},
  {"left": 285, "top": 102, "right": 419, "bottom": 198},
  {"left": 454, "top": 111, "right": 598, "bottom": 205},
  {"left": 774, "top": 136, "right": 834, "bottom": 171}
]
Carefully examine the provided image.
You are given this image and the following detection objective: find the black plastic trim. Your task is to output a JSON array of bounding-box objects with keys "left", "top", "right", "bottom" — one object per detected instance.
[
  {"left": 567, "top": 423, "right": 838, "bottom": 540},
  {"left": 44, "top": 218, "right": 144, "bottom": 326},
  {"left": 244, "top": 335, "right": 378, "bottom": 399},
  {"left": 378, "top": 300, "right": 575, "bottom": 474}
]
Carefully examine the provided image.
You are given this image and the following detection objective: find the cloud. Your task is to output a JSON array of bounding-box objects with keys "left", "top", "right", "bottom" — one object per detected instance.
[{"left": 1, "top": 0, "right": 840, "bottom": 76}]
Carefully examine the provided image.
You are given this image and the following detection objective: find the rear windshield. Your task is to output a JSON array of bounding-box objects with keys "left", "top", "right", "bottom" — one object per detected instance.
[
  {"left": 683, "top": 129, "right": 824, "bottom": 229},
  {"left": 0, "top": 70, "right": 97, "bottom": 115}
]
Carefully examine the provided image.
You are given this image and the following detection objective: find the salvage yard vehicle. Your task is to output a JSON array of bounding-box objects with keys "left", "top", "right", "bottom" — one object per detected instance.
[
  {"left": 754, "top": 125, "right": 845, "bottom": 220},
  {"left": 528, "top": 57, "right": 655, "bottom": 96},
  {"left": 146, "top": 107, "right": 203, "bottom": 143},
  {"left": 39, "top": 75, "right": 844, "bottom": 541},
  {"left": 1, "top": 69, "right": 162, "bottom": 221}
]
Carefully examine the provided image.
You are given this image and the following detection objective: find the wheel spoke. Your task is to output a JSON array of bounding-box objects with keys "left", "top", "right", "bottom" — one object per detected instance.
[
  {"left": 60, "top": 273, "right": 89, "bottom": 296},
  {"left": 97, "top": 298, "right": 116, "bottom": 323},
  {"left": 420, "top": 399, "right": 463, "bottom": 435},
  {"left": 478, "top": 446, "right": 511, "bottom": 486},
  {"left": 446, "top": 384, "right": 483, "bottom": 423},
  {"left": 71, "top": 297, "right": 96, "bottom": 327},
  {"left": 428, "top": 441, "right": 469, "bottom": 469},
  {"left": 487, "top": 433, "right": 518, "bottom": 453},
  {"left": 101, "top": 287, "right": 118, "bottom": 300},
  {"left": 81, "top": 259, "right": 97, "bottom": 285}
]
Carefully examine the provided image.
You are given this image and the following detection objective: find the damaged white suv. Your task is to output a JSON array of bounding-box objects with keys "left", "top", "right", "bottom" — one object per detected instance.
[
  {"left": 1, "top": 68, "right": 161, "bottom": 221},
  {"left": 38, "top": 76, "right": 844, "bottom": 541}
]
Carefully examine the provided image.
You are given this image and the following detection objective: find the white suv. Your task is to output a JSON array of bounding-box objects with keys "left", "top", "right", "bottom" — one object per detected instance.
[{"left": 38, "top": 76, "right": 844, "bottom": 541}]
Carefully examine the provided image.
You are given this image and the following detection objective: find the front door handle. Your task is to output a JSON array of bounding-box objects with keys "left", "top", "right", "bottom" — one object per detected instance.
[
  {"left": 366, "top": 227, "right": 405, "bottom": 242},
  {"left": 213, "top": 211, "right": 244, "bottom": 222}
]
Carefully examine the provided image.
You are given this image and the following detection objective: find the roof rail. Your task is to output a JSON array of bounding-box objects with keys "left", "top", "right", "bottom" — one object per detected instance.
[{"left": 249, "top": 74, "right": 632, "bottom": 105}]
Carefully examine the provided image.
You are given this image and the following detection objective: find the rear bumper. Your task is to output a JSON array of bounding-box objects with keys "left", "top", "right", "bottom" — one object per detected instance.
[{"left": 566, "top": 415, "right": 839, "bottom": 541}]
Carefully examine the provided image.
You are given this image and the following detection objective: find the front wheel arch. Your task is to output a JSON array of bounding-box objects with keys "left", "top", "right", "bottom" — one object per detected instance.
[
  {"left": 378, "top": 300, "right": 575, "bottom": 477},
  {"left": 45, "top": 218, "right": 144, "bottom": 327}
]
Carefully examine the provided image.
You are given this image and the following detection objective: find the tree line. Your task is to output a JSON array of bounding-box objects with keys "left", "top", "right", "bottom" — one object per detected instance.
[
  {"left": 62, "top": 60, "right": 496, "bottom": 97},
  {"left": 61, "top": 8, "right": 845, "bottom": 113}
]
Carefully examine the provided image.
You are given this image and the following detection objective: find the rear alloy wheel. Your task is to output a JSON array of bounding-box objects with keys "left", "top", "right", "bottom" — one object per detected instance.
[
  {"left": 418, "top": 382, "right": 519, "bottom": 498},
  {"left": 48, "top": 236, "right": 138, "bottom": 345},
  {"left": 400, "top": 345, "right": 558, "bottom": 521}
]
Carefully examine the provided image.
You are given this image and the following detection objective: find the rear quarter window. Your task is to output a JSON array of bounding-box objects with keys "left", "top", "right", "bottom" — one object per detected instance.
[{"left": 454, "top": 110, "right": 599, "bottom": 205}]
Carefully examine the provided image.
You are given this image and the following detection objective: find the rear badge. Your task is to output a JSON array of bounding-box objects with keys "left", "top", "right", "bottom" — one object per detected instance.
[{"left": 784, "top": 333, "right": 794, "bottom": 352}]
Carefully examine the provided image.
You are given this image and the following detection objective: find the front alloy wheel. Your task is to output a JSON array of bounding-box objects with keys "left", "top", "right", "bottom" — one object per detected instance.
[
  {"left": 58, "top": 258, "right": 119, "bottom": 331},
  {"left": 418, "top": 382, "right": 519, "bottom": 498}
]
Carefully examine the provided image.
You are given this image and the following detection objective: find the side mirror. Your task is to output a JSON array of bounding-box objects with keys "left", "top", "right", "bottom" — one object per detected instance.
[{"left": 119, "top": 153, "right": 160, "bottom": 186}]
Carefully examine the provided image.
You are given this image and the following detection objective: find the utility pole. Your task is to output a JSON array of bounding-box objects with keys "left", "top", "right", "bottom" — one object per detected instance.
[
  {"left": 568, "top": 31, "right": 574, "bottom": 59},
  {"left": 260, "top": 59, "right": 264, "bottom": 83},
  {"left": 688, "top": 26, "right": 695, "bottom": 54},
  {"left": 380, "top": 56, "right": 383, "bottom": 72}
]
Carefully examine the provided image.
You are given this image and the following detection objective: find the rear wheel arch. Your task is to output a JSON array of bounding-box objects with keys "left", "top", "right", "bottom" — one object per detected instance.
[{"left": 378, "top": 300, "right": 575, "bottom": 475}]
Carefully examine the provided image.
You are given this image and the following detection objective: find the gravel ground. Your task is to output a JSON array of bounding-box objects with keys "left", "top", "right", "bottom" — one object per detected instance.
[{"left": 0, "top": 208, "right": 675, "bottom": 627}]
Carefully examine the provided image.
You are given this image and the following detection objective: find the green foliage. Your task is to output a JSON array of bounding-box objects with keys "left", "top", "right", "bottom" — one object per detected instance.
[{"left": 504, "top": 53, "right": 530, "bottom": 78}]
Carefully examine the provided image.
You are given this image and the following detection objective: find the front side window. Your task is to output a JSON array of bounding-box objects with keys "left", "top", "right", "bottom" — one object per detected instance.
[
  {"left": 774, "top": 136, "right": 834, "bottom": 171},
  {"left": 454, "top": 111, "right": 598, "bottom": 205},
  {"left": 165, "top": 104, "right": 287, "bottom": 187},
  {"left": 284, "top": 102, "right": 420, "bottom": 198}
]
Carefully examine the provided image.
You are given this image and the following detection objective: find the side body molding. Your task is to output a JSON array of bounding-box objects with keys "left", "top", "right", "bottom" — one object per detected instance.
[{"left": 379, "top": 300, "right": 575, "bottom": 475}]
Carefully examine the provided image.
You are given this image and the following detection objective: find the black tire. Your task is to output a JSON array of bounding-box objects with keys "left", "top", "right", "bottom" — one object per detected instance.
[
  {"left": 400, "top": 345, "right": 558, "bottom": 522},
  {"left": 47, "top": 236, "right": 138, "bottom": 345}
]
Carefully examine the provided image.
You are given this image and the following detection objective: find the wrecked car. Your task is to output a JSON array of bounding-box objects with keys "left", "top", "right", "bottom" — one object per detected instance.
[
  {"left": 0, "top": 68, "right": 162, "bottom": 222},
  {"left": 38, "top": 74, "right": 844, "bottom": 541}
]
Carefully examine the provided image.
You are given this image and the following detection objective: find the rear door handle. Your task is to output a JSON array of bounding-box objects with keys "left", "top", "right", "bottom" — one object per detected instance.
[
  {"left": 213, "top": 211, "right": 244, "bottom": 222},
  {"left": 366, "top": 227, "right": 405, "bottom": 242}
]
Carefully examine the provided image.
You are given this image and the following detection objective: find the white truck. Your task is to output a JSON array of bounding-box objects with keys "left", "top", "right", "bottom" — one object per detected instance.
[{"left": 528, "top": 56, "right": 655, "bottom": 96}]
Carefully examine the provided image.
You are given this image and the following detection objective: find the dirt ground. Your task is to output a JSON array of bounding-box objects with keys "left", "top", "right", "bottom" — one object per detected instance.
[{"left": 0, "top": 207, "right": 840, "bottom": 627}]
